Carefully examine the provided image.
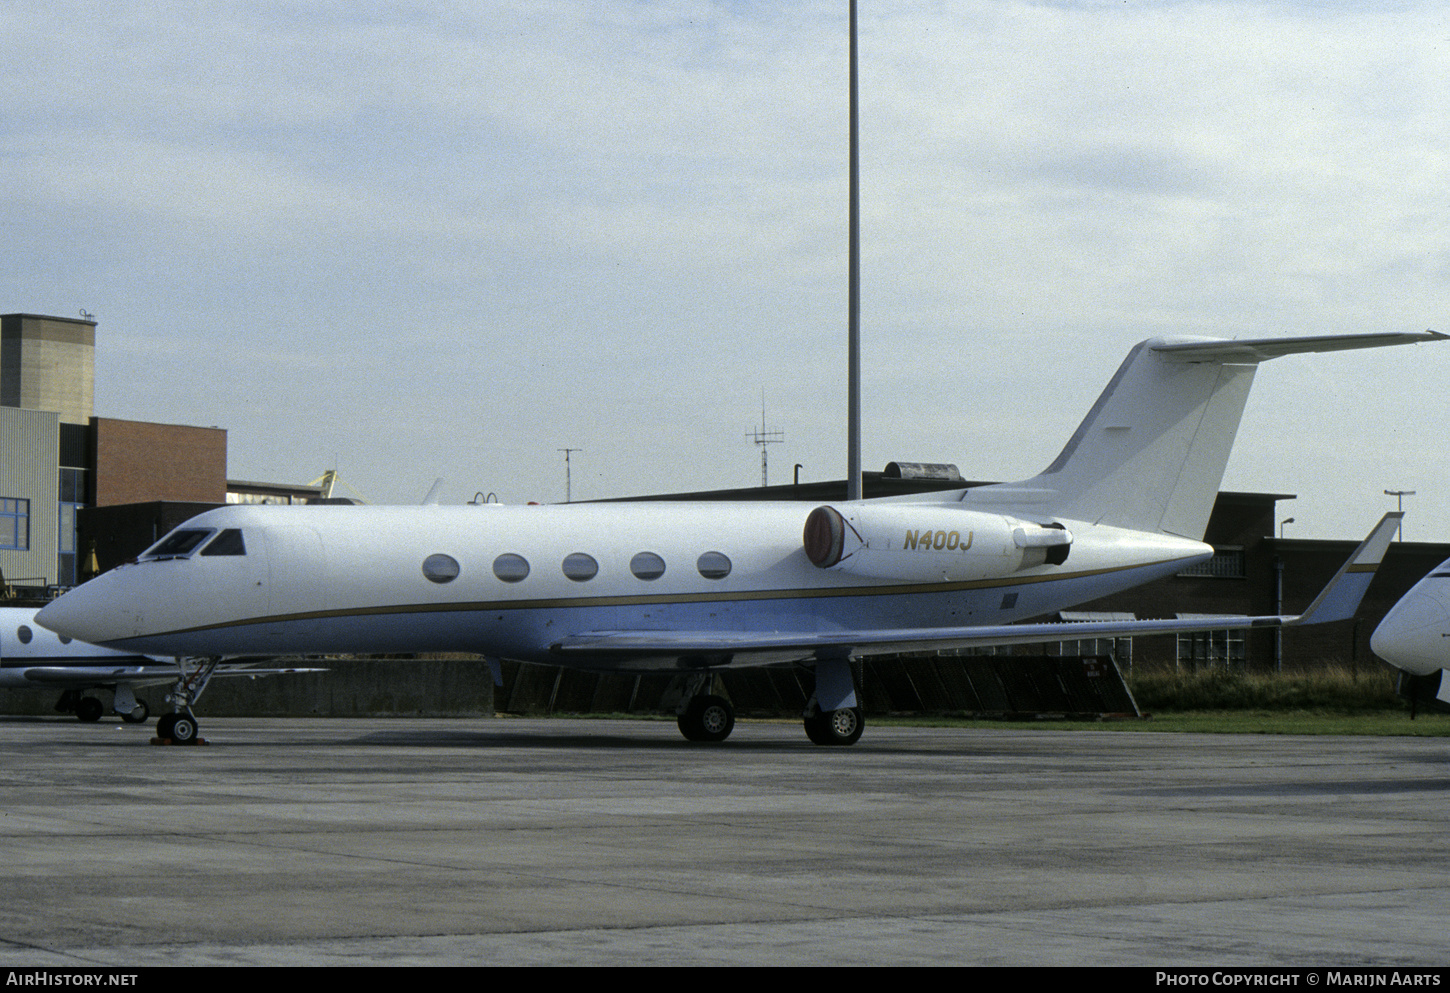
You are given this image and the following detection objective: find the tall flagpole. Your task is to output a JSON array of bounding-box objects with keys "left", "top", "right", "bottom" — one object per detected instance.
[{"left": 846, "top": 0, "right": 863, "bottom": 502}]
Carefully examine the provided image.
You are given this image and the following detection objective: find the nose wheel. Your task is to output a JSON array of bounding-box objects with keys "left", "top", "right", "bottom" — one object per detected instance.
[{"left": 155, "top": 712, "right": 200, "bottom": 745}]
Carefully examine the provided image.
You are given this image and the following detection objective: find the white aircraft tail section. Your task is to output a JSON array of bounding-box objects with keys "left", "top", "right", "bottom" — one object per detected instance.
[{"left": 964, "top": 331, "right": 1444, "bottom": 539}]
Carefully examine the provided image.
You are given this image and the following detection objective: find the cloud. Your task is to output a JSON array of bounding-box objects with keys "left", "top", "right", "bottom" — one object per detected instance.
[{"left": 2, "top": 1, "right": 1447, "bottom": 534}]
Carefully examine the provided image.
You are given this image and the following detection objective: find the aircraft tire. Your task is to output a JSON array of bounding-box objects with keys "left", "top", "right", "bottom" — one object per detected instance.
[
  {"left": 156, "top": 713, "right": 177, "bottom": 740},
  {"left": 803, "top": 707, "right": 864, "bottom": 746},
  {"left": 121, "top": 700, "right": 150, "bottom": 724},
  {"left": 678, "top": 695, "right": 734, "bottom": 743},
  {"left": 168, "top": 714, "right": 200, "bottom": 745},
  {"left": 76, "top": 696, "right": 103, "bottom": 723}
]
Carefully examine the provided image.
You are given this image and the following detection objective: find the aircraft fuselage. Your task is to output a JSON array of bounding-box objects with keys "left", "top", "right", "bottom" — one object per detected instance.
[{"left": 38, "top": 500, "right": 1209, "bottom": 668}]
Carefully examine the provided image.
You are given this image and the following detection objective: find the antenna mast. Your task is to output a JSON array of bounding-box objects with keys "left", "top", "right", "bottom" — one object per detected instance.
[
  {"left": 557, "top": 448, "right": 582, "bottom": 503},
  {"left": 846, "top": 0, "right": 862, "bottom": 501},
  {"left": 746, "top": 398, "right": 785, "bottom": 487}
]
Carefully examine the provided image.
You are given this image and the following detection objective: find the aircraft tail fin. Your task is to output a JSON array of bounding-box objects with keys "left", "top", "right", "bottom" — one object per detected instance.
[
  {"left": 963, "top": 332, "right": 1443, "bottom": 539},
  {"left": 1287, "top": 511, "right": 1401, "bottom": 626}
]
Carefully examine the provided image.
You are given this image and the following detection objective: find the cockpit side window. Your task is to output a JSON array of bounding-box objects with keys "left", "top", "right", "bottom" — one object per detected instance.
[
  {"left": 201, "top": 529, "right": 246, "bottom": 556},
  {"left": 141, "top": 529, "right": 214, "bottom": 560}
]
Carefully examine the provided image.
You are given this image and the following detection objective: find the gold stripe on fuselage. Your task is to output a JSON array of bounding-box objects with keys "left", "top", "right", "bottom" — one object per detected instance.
[{"left": 150, "top": 554, "right": 1202, "bottom": 638}]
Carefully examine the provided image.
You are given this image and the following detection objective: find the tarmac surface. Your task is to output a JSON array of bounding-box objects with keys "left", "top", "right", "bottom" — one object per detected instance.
[{"left": 1, "top": 715, "right": 1447, "bottom": 967}]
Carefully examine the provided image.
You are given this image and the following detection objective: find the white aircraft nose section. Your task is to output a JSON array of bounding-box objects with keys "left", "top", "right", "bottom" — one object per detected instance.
[
  {"left": 1371, "top": 590, "right": 1450, "bottom": 676},
  {"left": 35, "top": 585, "right": 103, "bottom": 642},
  {"left": 35, "top": 568, "right": 147, "bottom": 646}
]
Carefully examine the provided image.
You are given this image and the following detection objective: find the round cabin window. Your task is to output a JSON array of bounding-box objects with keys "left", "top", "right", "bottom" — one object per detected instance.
[
  {"left": 630, "top": 551, "right": 666, "bottom": 581},
  {"left": 492, "top": 553, "right": 530, "bottom": 583},
  {"left": 696, "top": 551, "right": 732, "bottom": 580},
  {"left": 422, "top": 554, "right": 460, "bottom": 584},
  {"left": 562, "top": 552, "right": 599, "bottom": 582}
]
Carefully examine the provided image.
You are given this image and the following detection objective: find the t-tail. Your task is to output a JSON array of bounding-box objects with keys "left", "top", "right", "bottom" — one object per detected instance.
[{"left": 963, "top": 332, "right": 1445, "bottom": 539}]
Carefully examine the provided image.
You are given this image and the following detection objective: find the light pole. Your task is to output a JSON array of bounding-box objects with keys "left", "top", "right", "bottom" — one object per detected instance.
[{"left": 1384, "top": 489, "right": 1415, "bottom": 540}]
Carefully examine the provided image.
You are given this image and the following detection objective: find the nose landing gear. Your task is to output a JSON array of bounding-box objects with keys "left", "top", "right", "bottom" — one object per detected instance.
[{"left": 152, "top": 657, "right": 220, "bottom": 746}]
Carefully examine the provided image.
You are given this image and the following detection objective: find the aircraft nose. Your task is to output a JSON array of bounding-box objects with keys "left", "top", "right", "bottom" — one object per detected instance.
[
  {"left": 1370, "top": 590, "right": 1450, "bottom": 675},
  {"left": 35, "top": 572, "right": 134, "bottom": 646},
  {"left": 35, "top": 588, "right": 89, "bottom": 640}
]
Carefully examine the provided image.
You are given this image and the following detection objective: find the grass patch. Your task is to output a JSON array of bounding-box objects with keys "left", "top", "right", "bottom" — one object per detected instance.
[
  {"left": 1124, "top": 666, "right": 1403, "bottom": 713},
  {"left": 867, "top": 711, "right": 1450, "bottom": 735},
  {"left": 868, "top": 667, "right": 1450, "bottom": 735}
]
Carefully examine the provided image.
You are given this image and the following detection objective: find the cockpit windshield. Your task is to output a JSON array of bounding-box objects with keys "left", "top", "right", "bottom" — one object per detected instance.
[
  {"left": 140, "top": 528, "right": 247, "bottom": 561},
  {"left": 201, "top": 529, "right": 246, "bottom": 556},
  {"left": 142, "top": 529, "right": 213, "bottom": 560}
]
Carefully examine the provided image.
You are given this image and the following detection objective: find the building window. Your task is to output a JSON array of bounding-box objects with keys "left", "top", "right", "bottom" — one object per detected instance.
[
  {"left": 1176, "top": 623, "right": 1246, "bottom": 671},
  {"left": 1056, "top": 612, "right": 1135, "bottom": 669},
  {"left": 1177, "top": 547, "right": 1246, "bottom": 579},
  {"left": 1056, "top": 636, "right": 1134, "bottom": 669},
  {"left": 57, "top": 468, "right": 85, "bottom": 586},
  {"left": 0, "top": 498, "right": 29, "bottom": 551}
]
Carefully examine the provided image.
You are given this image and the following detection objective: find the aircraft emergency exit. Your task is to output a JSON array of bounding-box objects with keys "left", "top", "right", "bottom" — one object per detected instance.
[
  {"left": 1371, "top": 556, "right": 1450, "bottom": 712},
  {"left": 36, "top": 330, "right": 1438, "bottom": 745}
]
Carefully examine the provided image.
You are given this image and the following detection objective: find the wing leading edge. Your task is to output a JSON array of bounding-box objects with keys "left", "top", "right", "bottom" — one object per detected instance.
[
  {"left": 551, "top": 514, "right": 1401, "bottom": 666},
  {"left": 18, "top": 663, "right": 327, "bottom": 688}
]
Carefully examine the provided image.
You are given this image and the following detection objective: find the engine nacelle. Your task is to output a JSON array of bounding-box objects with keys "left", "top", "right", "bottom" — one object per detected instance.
[{"left": 803, "top": 504, "right": 1071, "bottom": 583}]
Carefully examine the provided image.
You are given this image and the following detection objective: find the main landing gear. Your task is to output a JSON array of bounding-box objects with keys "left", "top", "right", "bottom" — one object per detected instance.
[
  {"left": 669, "top": 660, "right": 867, "bottom": 746},
  {"left": 678, "top": 694, "right": 735, "bottom": 742},
  {"left": 674, "top": 674, "right": 737, "bottom": 742},
  {"left": 803, "top": 703, "right": 864, "bottom": 746},
  {"left": 801, "top": 658, "right": 864, "bottom": 746},
  {"left": 56, "top": 690, "right": 104, "bottom": 723},
  {"left": 55, "top": 689, "right": 147, "bottom": 724}
]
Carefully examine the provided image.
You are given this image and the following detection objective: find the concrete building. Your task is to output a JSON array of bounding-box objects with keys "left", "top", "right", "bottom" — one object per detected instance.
[
  {"left": 0, "top": 313, "right": 93, "bottom": 590},
  {"left": 1, "top": 313, "right": 230, "bottom": 588},
  {"left": 0, "top": 406, "right": 60, "bottom": 590},
  {"left": 0, "top": 313, "right": 94, "bottom": 426}
]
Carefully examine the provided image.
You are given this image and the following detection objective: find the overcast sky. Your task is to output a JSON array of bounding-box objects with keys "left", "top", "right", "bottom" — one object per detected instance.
[{"left": 5, "top": 1, "right": 1448, "bottom": 540}]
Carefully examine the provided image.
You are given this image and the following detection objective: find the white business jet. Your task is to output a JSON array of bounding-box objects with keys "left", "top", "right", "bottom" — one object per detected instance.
[
  {"left": 1371, "top": 557, "right": 1450, "bottom": 712},
  {"left": 34, "top": 330, "right": 1436, "bottom": 745},
  {"left": 1, "top": 605, "right": 322, "bottom": 732}
]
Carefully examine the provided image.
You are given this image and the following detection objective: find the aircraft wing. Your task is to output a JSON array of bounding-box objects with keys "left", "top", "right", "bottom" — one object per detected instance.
[
  {"left": 552, "top": 513, "right": 1401, "bottom": 665},
  {"left": 20, "top": 663, "right": 326, "bottom": 688}
]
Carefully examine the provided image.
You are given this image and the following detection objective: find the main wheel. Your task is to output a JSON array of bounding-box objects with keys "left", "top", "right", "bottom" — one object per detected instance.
[
  {"left": 678, "top": 695, "right": 735, "bottom": 743},
  {"left": 803, "top": 707, "right": 864, "bottom": 746},
  {"left": 121, "top": 700, "right": 150, "bottom": 724},
  {"left": 76, "top": 696, "right": 103, "bottom": 723}
]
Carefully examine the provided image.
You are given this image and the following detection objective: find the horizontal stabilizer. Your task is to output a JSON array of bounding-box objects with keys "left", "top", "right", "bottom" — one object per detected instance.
[{"left": 1152, "top": 331, "right": 1447, "bottom": 363}]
